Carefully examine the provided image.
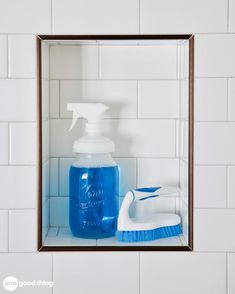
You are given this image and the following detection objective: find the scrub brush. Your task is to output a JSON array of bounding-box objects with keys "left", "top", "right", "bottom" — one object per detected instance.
[{"left": 117, "top": 187, "right": 182, "bottom": 242}]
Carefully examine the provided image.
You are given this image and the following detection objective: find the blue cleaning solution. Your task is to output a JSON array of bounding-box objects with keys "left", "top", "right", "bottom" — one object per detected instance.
[{"left": 69, "top": 165, "right": 119, "bottom": 239}]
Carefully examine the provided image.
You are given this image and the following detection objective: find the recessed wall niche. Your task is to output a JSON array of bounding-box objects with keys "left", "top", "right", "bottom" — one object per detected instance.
[{"left": 37, "top": 35, "right": 194, "bottom": 251}]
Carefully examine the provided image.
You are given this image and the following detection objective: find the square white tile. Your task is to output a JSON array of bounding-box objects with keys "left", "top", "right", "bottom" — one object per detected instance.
[
  {"left": 50, "top": 45, "right": 99, "bottom": 79},
  {"left": 138, "top": 80, "right": 179, "bottom": 118},
  {"left": 53, "top": 0, "right": 139, "bottom": 34},
  {"left": 0, "top": 253, "right": 52, "bottom": 294},
  {"left": 0, "top": 79, "right": 36, "bottom": 121},
  {"left": 9, "top": 123, "right": 37, "bottom": 165},
  {"left": 100, "top": 45, "right": 177, "bottom": 79},
  {"left": 195, "top": 78, "right": 227, "bottom": 121},
  {"left": 194, "top": 166, "right": 227, "bottom": 208},
  {"left": 0, "top": 166, "right": 36, "bottom": 209},
  {"left": 228, "top": 253, "right": 235, "bottom": 294},
  {"left": 195, "top": 34, "right": 235, "bottom": 77},
  {"left": 0, "top": 123, "right": 8, "bottom": 164},
  {"left": 0, "top": 0, "right": 51, "bottom": 33},
  {"left": 195, "top": 122, "right": 235, "bottom": 164},
  {"left": 194, "top": 209, "right": 235, "bottom": 251},
  {"left": 0, "top": 210, "right": 8, "bottom": 252},
  {"left": 8, "top": 35, "right": 36, "bottom": 78},
  {"left": 0, "top": 35, "right": 7, "bottom": 77},
  {"left": 140, "top": 0, "right": 227, "bottom": 33},
  {"left": 60, "top": 80, "right": 137, "bottom": 118},
  {"left": 229, "top": 0, "right": 235, "bottom": 32},
  {"left": 53, "top": 252, "right": 139, "bottom": 294},
  {"left": 140, "top": 252, "right": 226, "bottom": 294},
  {"left": 9, "top": 210, "right": 37, "bottom": 252}
]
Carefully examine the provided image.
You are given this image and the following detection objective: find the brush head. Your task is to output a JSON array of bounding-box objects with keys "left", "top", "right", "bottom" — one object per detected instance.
[{"left": 117, "top": 224, "right": 182, "bottom": 242}]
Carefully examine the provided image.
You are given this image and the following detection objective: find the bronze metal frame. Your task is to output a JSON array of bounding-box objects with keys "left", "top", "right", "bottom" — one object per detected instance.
[{"left": 36, "top": 34, "right": 194, "bottom": 251}]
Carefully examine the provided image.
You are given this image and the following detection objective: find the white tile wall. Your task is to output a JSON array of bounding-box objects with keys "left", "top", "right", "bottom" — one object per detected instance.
[
  {"left": 53, "top": 252, "right": 139, "bottom": 294},
  {"left": 0, "top": 166, "right": 36, "bottom": 208},
  {"left": 53, "top": 0, "right": 139, "bottom": 34},
  {"left": 140, "top": 253, "right": 226, "bottom": 294},
  {"left": 140, "top": 0, "right": 227, "bottom": 33},
  {"left": 0, "top": 0, "right": 51, "bottom": 33},
  {"left": 0, "top": 253, "right": 52, "bottom": 294},
  {"left": 0, "top": 35, "right": 7, "bottom": 77},
  {"left": 0, "top": 79, "right": 36, "bottom": 121},
  {"left": 228, "top": 253, "right": 235, "bottom": 294},
  {"left": 0, "top": 210, "right": 8, "bottom": 252},
  {"left": 0, "top": 1, "right": 235, "bottom": 293},
  {"left": 195, "top": 122, "right": 235, "bottom": 164},
  {"left": 194, "top": 166, "right": 227, "bottom": 208},
  {"left": 228, "top": 78, "right": 235, "bottom": 120},
  {"left": 0, "top": 123, "right": 8, "bottom": 164},
  {"left": 195, "top": 78, "right": 227, "bottom": 121},
  {"left": 8, "top": 35, "right": 36, "bottom": 78},
  {"left": 194, "top": 209, "right": 235, "bottom": 251},
  {"left": 9, "top": 210, "right": 37, "bottom": 252},
  {"left": 195, "top": 34, "right": 235, "bottom": 77},
  {"left": 9, "top": 123, "right": 37, "bottom": 165},
  {"left": 228, "top": 166, "right": 235, "bottom": 207}
]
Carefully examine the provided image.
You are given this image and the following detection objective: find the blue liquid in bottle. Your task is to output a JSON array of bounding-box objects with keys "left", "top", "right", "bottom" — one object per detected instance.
[{"left": 69, "top": 165, "right": 119, "bottom": 239}]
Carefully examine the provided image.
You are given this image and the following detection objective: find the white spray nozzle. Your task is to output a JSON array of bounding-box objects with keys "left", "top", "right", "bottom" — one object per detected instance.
[{"left": 67, "top": 103, "right": 109, "bottom": 134}]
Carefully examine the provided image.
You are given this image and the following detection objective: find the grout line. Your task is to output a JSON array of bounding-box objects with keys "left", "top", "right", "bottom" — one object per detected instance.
[
  {"left": 6, "top": 35, "right": 9, "bottom": 78},
  {"left": 51, "top": 253, "right": 54, "bottom": 294},
  {"left": 58, "top": 158, "right": 60, "bottom": 197},
  {"left": 58, "top": 80, "right": 61, "bottom": 118},
  {"left": 139, "top": 0, "right": 141, "bottom": 34},
  {"left": 51, "top": 0, "right": 54, "bottom": 34},
  {"left": 227, "top": 0, "right": 230, "bottom": 33},
  {"left": 227, "top": 78, "right": 230, "bottom": 120},
  {"left": 226, "top": 252, "right": 228, "bottom": 294}
]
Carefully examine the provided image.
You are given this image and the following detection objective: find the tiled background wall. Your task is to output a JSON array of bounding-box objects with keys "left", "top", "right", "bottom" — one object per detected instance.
[{"left": 0, "top": 0, "right": 235, "bottom": 293}]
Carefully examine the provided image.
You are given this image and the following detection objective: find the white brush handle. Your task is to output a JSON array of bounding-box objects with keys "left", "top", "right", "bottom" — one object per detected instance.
[{"left": 133, "top": 186, "right": 179, "bottom": 201}]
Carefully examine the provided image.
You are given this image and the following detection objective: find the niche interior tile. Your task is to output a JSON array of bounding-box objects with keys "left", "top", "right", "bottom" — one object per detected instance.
[
  {"left": 0, "top": 253, "right": 52, "bottom": 294},
  {"left": 8, "top": 35, "right": 36, "bottom": 78},
  {"left": 9, "top": 123, "right": 36, "bottom": 165},
  {"left": 0, "top": 166, "right": 36, "bottom": 209},
  {"left": 0, "top": 210, "right": 8, "bottom": 252},
  {"left": 228, "top": 166, "right": 235, "bottom": 208},
  {"left": 60, "top": 80, "right": 137, "bottom": 118},
  {"left": 137, "top": 158, "right": 179, "bottom": 187},
  {"left": 195, "top": 34, "right": 235, "bottom": 77},
  {"left": 195, "top": 122, "right": 235, "bottom": 164},
  {"left": 141, "top": 0, "right": 227, "bottom": 33},
  {"left": 50, "top": 80, "right": 60, "bottom": 118},
  {"left": 140, "top": 252, "right": 226, "bottom": 294},
  {"left": 0, "top": 79, "right": 36, "bottom": 121},
  {"left": 50, "top": 197, "right": 69, "bottom": 227},
  {"left": 53, "top": 252, "right": 139, "bottom": 294},
  {"left": 9, "top": 210, "right": 37, "bottom": 252},
  {"left": 194, "top": 209, "right": 235, "bottom": 251},
  {"left": 50, "top": 45, "right": 99, "bottom": 79},
  {"left": 50, "top": 158, "right": 59, "bottom": 197},
  {"left": 138, "top": 80, "right": 179, "bottom": 118},
  {"left": 100, "top": 45, "right": 177, "bottom": 79},
  {"left": 195, "top": 78, "right": 227, "bottom": 121},
  {"left": 0, "top": 35, "right": 7, "bottom": 77},
  {"left": 0, "top": 123, "right": 8, "bottom": 164},
  {"left": 53, "top": 0, "right": 139, "bottom": 34},
  {"left": 194, "top": 166, "right": 227, "bottom": 208},
  {"left": 50, "top": 119, "right": 176, "bottom": 158}
]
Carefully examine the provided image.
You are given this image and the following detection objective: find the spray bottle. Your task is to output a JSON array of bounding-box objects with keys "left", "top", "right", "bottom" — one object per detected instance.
[{"left": 67, "top": 103, "right": 119, "bottom": 239}]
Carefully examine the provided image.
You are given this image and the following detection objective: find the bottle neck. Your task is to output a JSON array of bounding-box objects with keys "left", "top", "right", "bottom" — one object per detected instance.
[{"left": 73, "top": 153, "right": 117, "bottom": 168}]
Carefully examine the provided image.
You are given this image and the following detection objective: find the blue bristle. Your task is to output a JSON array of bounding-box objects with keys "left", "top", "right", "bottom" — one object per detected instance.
[{"left": 117, "top": 224, "right": 182, "bottom": 242}]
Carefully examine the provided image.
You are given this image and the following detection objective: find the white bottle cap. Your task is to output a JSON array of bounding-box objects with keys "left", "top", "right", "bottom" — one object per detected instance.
[{"left": 67, "top": 103, "right": 115, "bottom": 154}]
